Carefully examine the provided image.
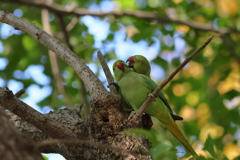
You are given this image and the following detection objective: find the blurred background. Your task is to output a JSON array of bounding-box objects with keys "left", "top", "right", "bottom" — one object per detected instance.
[{"left": 0, "top": 0, "right": 239, "bottom": 159}]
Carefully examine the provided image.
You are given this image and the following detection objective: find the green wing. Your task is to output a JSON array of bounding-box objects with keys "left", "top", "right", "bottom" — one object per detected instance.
[{"left": 139, "top": 74, "right": 183, "bottom": 121}]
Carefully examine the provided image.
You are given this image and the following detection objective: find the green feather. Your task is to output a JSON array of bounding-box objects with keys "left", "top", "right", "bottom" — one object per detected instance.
[
  {"left": 127, "top": 55, "right": 183, "bottom": 121},
  {"left": 113, "top": 60, "right": 200, "bottom": 159}
]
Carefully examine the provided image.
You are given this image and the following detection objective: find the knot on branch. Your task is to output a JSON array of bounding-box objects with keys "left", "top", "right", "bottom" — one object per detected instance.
[
  {"left": 89, "top": 95, "right": 128, "bottom": 139},
  {"left": 89, "top": 94, "right": 153, "bottom": 139}
]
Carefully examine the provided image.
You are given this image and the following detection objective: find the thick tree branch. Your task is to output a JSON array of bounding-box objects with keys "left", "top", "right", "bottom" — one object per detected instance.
[
  {"left": 6, "top": 108, "right": 87, "bottom": 159},
  {"left": 97, "top": 50, "right": 117, "bottom": 94},
  {"left": 38, "top": 139, "right": 137, "bottom": 155},
  {"left": 0, "top": 10, "right": 108, "bottom": 100},
  {"left": 0, "top": 107, "right": 44, "bottom": 160},
  {"left": 0, "top": 87, "right": 75, "bottom": 139},
  {"left": 134, "top": 35, "right": 214, "bottom": 118},
  {"left": 4, "top": 0, "right": 237, "bottom": 35},
  {"left": 5, "top": 102, "right": 151, "bottom": 160}
]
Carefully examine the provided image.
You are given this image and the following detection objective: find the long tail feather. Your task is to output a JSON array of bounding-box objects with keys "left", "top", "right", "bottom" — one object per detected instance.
[{"left": 159, "top": 116, "right": 200, "bottom": 160}]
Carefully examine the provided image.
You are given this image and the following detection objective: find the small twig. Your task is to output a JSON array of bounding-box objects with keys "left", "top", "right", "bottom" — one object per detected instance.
[
  {"left": 56, "top": 14, "right": 73, "bottom": 51},
  {"left": 41, "top": 6, "right": 74, "bottom": 109},
  {"left": 55, "top": 12, "right": 90, "bottom": 111},
  {"left": 134, "top": 35, "right": 214, "bottom": 118},
  {"left": 5, "top": 0, "right": 237, "bottom": 35},
  {"left": 38, "top": 139, "right": 137, "bottom": 155},
  {"left": 15, "top": 89, "right": 25, "bottom": 98},
  {"left": 66, "top": 17, "right": 78, "bottom": 32},
  {"left": 97, "top": 50, "right": 117, "bottom": 94}
]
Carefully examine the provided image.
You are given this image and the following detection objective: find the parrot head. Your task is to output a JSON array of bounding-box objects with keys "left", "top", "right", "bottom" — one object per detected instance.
[
  {"left": 126, "top": 56, "right": 135, "bottom": 68},
  {"left": 113, "top": 60, "right": 132, "bottom": 81},
  {"left": 126, "top": 55, "right": 151, "bottom": 77}
]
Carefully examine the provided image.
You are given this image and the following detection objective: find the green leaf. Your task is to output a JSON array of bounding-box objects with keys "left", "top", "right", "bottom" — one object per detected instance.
[
  {"left": 123, "top": 128, "right": 154, "bottom": 140},
  {"left": 22, "top": 35, "right": 37, "bottom": 51},
  {"left": 203, "top": 134, "right": 218, "bottom": 159},
  {"left": 149, "top": 143, "right": 172, "bottom": 159},
  {"left": 152, "top": 56, "right": 169, "bottom": 71},
  {"left": 41, "top": 154, "right": 49, "bottom": 160}
]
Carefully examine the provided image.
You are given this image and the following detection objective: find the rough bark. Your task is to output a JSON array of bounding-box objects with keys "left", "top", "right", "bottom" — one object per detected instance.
[
  {"left": 0, "top": 107, "right": 44, "bottom": 160},
  {"left": 0, "top": 87, "right": 153, "bottom": 160}
]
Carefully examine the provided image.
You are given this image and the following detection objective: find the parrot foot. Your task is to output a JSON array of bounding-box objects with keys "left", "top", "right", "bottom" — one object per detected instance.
[
  {"left": 128, "top": 111, "right": 137, "bottom": 120},
  {"left": 107, "top": 82, "right": 119, "bottom": 89},
  {"left": 148, "top": 93, "right": 156, "bottom": 101}
]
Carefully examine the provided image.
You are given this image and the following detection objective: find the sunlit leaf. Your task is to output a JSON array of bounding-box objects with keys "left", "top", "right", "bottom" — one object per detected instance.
[{"left": 203, "top": 134, "right": 218, "bottom": 159}]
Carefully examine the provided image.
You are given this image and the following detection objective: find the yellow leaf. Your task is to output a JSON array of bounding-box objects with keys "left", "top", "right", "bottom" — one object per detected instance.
[
  {"left": 182, "top": 62, "right": 204, "bottom": 79},
  {"left": 223, "top": 144, "right": 240, "bottom": 160},
  {"left": 175, "top": 25, "right": 190, "bottom": 34},
  {"left": 208, "top": 71, "right": 219, "bottom": 86},
  {"left": 197, "top": 103, "right": 211, "bottom": 128},
  {"left": 124, "top": 26, "right": 139, "bottom": 38},
  {"left": 194, "top": 15, "right": 207, "bottom": 23},
  {"left": 179, "top": 106, "right": 196, "bottom": 121},
  {"left": 186, "top": 91, "right": 199, "bottom": 106},
  {"left": 199, "top": 123, "right": 224, "bottom": 142},
  {"left": 172, "top": 82, "right": 191, "bottom": 97},
  {"left": 173, "top": 0, "right": 183, "bottom": 4},
  {"left": 218, "top": 0, "right": 239, "bottom": 16}
]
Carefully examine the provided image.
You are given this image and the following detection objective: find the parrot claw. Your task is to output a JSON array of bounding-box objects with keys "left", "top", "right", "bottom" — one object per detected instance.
[
  {"left": 148, "top": 93, "right": 156, "bottom": 101},
  {"left": 107, "top": 82, "right": 119, "bottom": 89}
]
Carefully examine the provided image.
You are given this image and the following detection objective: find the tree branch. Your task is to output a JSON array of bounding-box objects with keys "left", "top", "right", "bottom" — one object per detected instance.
[
  {"left": 134, "top": 35, "right": 214, "bottom": 118},
  {"left": 55, "top": 12, "right": 91, "bottom": 112},
  {"left": 38, "top": 139, "right": 137, "bottom": 155},
  {"left": 0, "top": 10, "right": 108, "bottom": 100},
  {"left": 41, "top": 5, "right": 74, "bottom": 109},
  {"left": 4, "top": 0, "right": 237, "bottom": 35},
  {"left": 0, "top": 87, "right": 75, "bottom": 139},
  {"left": 97, "top": 50, "right": 117, "bottom": 94},
  {"left": 66, "top": 17, "right": 78, "bottom": 32},
  {"left": 6, "top": 108, "right": 87, "bottom": 159},
  {"left": 0, "top": 107, "right": 44, "bottom": 160},
  {"left": 56, "top": 14, "right": 74, "bottom": 51},
  {"left": 15, "top": 89, "right": 25, "bottom": 98}
]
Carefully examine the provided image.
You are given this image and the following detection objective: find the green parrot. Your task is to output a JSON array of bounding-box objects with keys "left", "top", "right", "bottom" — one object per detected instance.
[
  {"left": 113, "top": 60, "right": 200, "bottom": 160},
  {"left": 126, "top": 55, "right": 183, "bottom": 121},
  {"left": 126, "top": 55, "right": 151, "bottom": 77}
]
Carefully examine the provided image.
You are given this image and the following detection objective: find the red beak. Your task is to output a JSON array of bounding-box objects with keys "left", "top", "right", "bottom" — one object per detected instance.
[
  {"left": 116, "top": 62, "right": 124, "bottom": 71},
  {"left": 126, "top": 56, "right": 135, "bottom": 68}
]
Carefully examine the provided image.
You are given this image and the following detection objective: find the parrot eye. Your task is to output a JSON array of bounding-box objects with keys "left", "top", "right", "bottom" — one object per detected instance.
[
  {"left": 116, "top": 62, "right": 124, "bottom": 71},
  {"left": 138, "top": 60, "right": 142, "bottom": 63}
]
